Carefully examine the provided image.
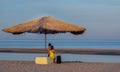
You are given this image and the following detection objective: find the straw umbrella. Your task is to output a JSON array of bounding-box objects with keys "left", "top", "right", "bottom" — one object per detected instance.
[{"left": 2, "top": 16, "right": 86, "bottom": 49}]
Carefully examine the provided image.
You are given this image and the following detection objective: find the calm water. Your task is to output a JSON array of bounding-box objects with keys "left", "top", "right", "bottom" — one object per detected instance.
[
  {"left": 0, "top": 40, "right": 120, "bottom": 49},
  {"left": 0, "top": 40, "right": 120, "bottom": 62},
  {"left": 0, "top": 53, "right": 120, "bottom": 63}
]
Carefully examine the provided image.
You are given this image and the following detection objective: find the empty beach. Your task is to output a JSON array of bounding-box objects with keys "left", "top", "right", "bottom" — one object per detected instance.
[{"left": 0, "top": 61, "right": 120, "bottom": 72}]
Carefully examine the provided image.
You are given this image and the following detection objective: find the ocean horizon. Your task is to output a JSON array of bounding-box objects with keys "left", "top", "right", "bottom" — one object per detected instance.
[{"left": 0, "top": 39, "right": 120, "bottom": 49}]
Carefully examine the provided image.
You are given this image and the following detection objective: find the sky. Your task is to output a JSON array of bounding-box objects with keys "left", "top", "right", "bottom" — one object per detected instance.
[{"left": 0, "top": 0, "right": 120, "bottom": 40}]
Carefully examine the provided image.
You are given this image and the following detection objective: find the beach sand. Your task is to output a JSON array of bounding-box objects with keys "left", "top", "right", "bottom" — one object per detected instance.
[{"left": 0, "top": 61, "right": 120, "bottom": 72}]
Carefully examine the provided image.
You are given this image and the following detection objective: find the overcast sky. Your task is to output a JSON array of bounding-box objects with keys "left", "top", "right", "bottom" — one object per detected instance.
[{"left": 0, "top": 0, "right": 120, "bottom": 40}]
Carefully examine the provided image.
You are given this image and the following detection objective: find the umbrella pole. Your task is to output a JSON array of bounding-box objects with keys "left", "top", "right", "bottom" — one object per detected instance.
[{"left": 45, "top": 33, "right": 47, "bottom": 49}]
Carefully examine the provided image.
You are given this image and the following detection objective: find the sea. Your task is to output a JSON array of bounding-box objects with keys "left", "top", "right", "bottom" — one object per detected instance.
[
  {"left": 0, "top": 39, "right": 120, "bottom": 63},
  {"left": 0, "top": 39, "right": 120, "bottom": 49}
]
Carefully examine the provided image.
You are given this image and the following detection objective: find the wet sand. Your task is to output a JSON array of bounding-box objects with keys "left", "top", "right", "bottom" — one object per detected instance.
[
  {"left": 0, "top": 61, "right": 120, "bottom": 72},
  {"left": 0, "top": 48, "right": 120, "bottom": 55}
]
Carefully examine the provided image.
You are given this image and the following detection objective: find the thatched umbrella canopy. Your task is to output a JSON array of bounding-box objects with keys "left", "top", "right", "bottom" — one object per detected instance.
[{"left": 2, "top": 16, "right": 86, "bottom": 48}]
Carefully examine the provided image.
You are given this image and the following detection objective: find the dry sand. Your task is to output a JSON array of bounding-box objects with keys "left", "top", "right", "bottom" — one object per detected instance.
[{"left": 0, "top": 61, "right": 120, "bottom": 72}]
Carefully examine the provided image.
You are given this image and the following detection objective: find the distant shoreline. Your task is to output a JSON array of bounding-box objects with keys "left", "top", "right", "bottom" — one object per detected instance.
[{"left": 0, "top": 48, "right": 120, "bottom": 55}]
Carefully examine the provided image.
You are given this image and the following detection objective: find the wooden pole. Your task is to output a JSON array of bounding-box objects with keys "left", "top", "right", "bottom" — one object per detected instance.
[{"left": 45, "top": 33, "right": 47, "bottom": 49}]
